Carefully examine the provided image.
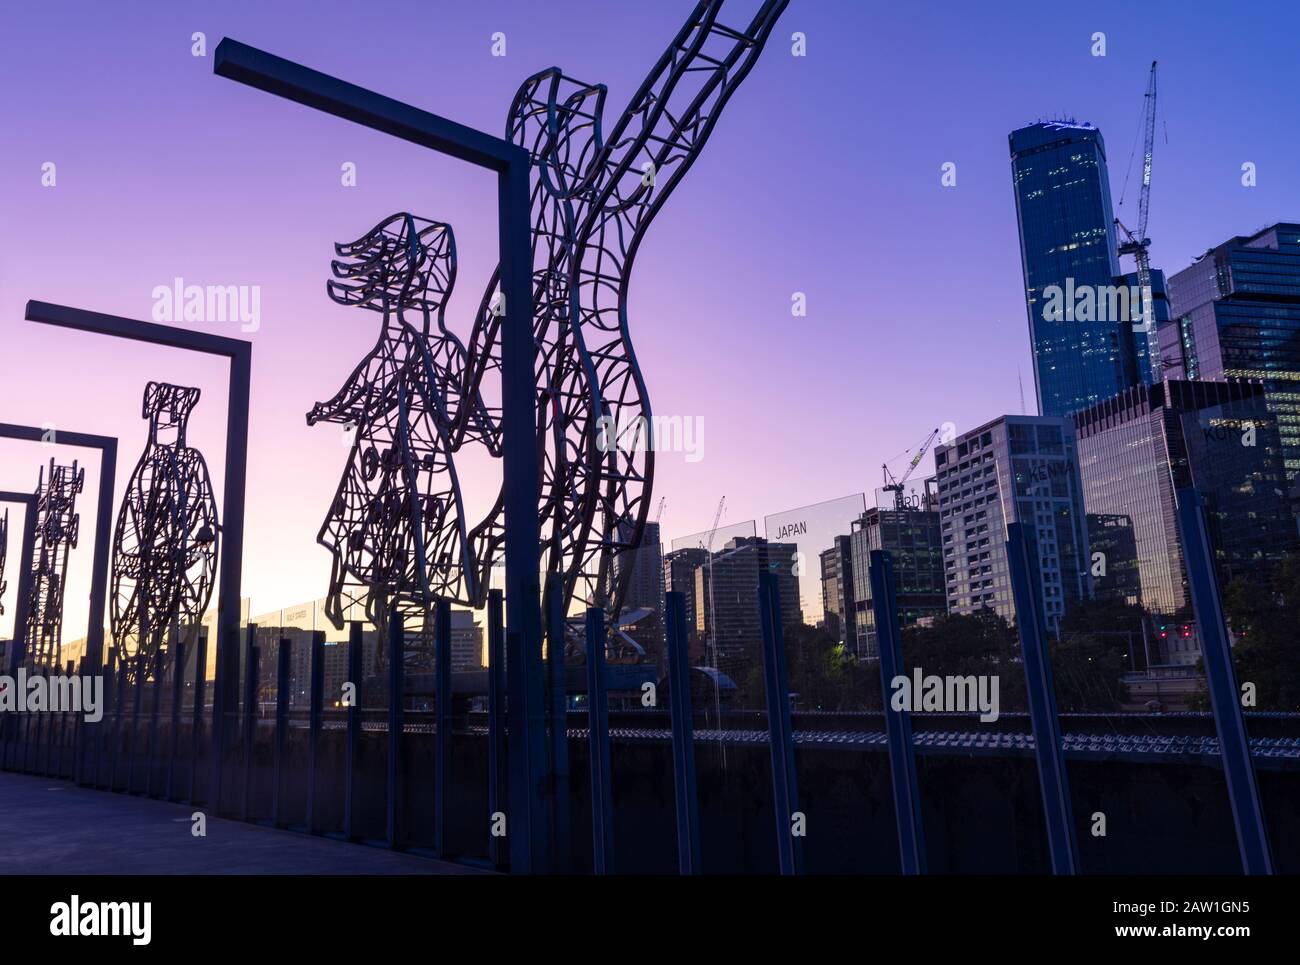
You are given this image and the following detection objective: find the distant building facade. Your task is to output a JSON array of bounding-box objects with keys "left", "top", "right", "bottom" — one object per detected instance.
[
  {"left": 695, "top": 537, "right": 799, "bottom": 679},
  {"left": 819, "top": 536, "right": 855, "bottom": 648},
  {"left": 847, "top": 503, "right": 945, "bottom": 659},
  {"left": 615, "top": 520, "right": 665, "bottom": 664},
  {"left": 1072, "top": 380, "right": 1296, "bottom": 661},
  {"left": 1086, "top": 513, "right": 1141, "bottom": 607},
  {"left": 934, "top": 416, "right": 1091, "bottom": 631},
  {"left": 663, "top": 546, "right": 707, "bottom": 655},
  {"left": 1164, "top": 223, "right": 1300, "bottom": 500}
]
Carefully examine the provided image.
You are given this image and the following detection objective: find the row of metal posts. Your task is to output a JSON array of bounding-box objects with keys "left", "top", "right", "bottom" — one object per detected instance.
[
  {"left": 574, "top": 489, "right": 1272, "bottom": 876},
  {"left": 0, "top": 486, "right": 1274, "bottom": 873}
]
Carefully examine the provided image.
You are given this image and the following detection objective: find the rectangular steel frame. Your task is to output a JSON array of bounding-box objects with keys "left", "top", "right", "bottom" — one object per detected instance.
[{"left": 212, "top": 38, "right": 547, "bottom": 872}]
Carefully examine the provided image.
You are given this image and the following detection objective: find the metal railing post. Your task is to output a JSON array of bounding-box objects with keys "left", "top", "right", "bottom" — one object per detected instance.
[
  {"left": 386, "top": 614, "right": 403, "bottom": 849},
  {"left": 757, "top": 570, "right": 803, "bottom": 875},
  {"left": 585, "top": 608, "right": 614, "bottom": 874},
  {"left": 1006, "top": 522, "right": 1078, "bottom": 874},
  {"left": 434, "top": 599, "right": 451, "bottom": 857},
  {"left": 869, "top": 549, "right": 927, "bottom": 874},
  {"left": 344, "top": 621, "right": 363, "bottom": 840},
  {"left": 1176, "top": 488, "right": 1273, "bottom": 874},
  {"left": 664, "top": 590, "right": 701, "bottom": 874}
]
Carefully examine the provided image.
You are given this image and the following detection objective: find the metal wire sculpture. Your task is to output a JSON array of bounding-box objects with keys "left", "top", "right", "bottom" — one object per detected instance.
[
  {"left": 24, "top": 459, "right": 84, "bottom": 670},
  {"left": 311, "top": 0, "right": 788, "bottom": 640},
  {"left": 110, "top": 382, "right": 220, "bottom": 682}
]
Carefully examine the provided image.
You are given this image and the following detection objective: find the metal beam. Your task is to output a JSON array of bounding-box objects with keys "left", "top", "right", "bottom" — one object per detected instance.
[
  {"left": 23, "top": 302, "right": 249, "bottom": 795},
  {"left": 211, "top": 39, "right": 545, "bottom": 871},
  {"left": 1006, "top": 522, "right": 1078, "bottom": 874},
  {"left": 757, "top": 571, "right": 803, "bottom": 875},
  {"left": 0, "top": 492, "right": 38, "bottom": 677},
  {"left": 868, "top": 550, "right": 927, "bottom": 874},
  {"left": 1175, "top": 488, "right": 1273, "bottom": 874},
  {"left": 0, "top": 426, "right": 117, "bottom": 680}
]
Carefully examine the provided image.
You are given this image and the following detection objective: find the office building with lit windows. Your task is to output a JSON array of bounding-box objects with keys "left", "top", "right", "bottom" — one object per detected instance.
[
  {"left": 934, "top": 416, "right": 1091, "bottom": 631},
  {"left": 1163, "top": 223, "right": 1300, "bottom": 502},
  {"left": 694, "top": 537, "right": 799, "bottom": 679},
  {"left": 846, "top": 501, "right": 945, "bottom": 660},
  {"left": 819, "top": 536, "right": 855, "bottom": 648},
  {"left": 1072, "top": 379, "right": 1296, "bottom": 662},
  {"left": 1010, "top": 121, "right": 1155, "bottom": 416}
]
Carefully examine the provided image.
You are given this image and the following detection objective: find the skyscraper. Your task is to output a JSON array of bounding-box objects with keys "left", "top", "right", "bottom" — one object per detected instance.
[
  {"left": 1164, "top": 223, "right": 1300, "bottom": 499},
  {"left": 663, "top": 546, "right": 707, "bottom": 656},
  {"left": 819, "top": 536, "right": 855, "bottom": 647},
  {"left": 1010, "top": 121, "right": 1154, "bottom": 416},
  {"left": 695, "top": 537, "right": 799, "bottom": 679},
  {"left": 847, "top": 503, "right": 945, "bottom": 659},
  {"left": 934, "top": 415, "right": 1091, "bottom": 631},
  {"left": 615, "top": 520, "right": 665, "bottom": 664},
  {"left": 1072, "top": 379, "right": 1296, "bottom": 661}
]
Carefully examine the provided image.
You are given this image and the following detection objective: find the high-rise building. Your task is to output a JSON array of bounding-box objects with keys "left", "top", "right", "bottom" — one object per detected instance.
[
  {"left": 934, "top": 416, "right": 1091, "bottom": 631},
  {"left": 1010, "top": 121, "right": 1155, "bottom": 416},
  {"left": 1072, "top": 380, "right": 1296, "bottom": 662},
  {"left": 1163, "top": 223, "right": 1300, "bottom": 499},
  {"left": 695, "top": 537, "right": 799, "bottom": 679},
  {"left": 663, "top": 546, "right": 707, "bottom": 647},
  {"left": 819, "top": 536, "right": 855, "bottom": 647},
  {"left": 847, "top": 502, "right": 945, "bottom": 659},
  {"left": 615, "top": 520, "right": 665, "bottom": 664},
  {"left": 1086, "top": 513, "right": 1141, "bottom": 607}
]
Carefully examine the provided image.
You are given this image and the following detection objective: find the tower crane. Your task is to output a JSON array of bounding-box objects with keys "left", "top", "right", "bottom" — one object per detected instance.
[
  {"left": 1116, "top": 61, "right": 1160, "bottom": 379},
  {"left": 882, "top": 428, "right": 940, "bottom": 510}
]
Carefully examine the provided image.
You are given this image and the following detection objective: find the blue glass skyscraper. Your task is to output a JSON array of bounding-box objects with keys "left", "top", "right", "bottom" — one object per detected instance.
[{"left": 1010, "top": 122, "right": 1154, "bottom": 416}]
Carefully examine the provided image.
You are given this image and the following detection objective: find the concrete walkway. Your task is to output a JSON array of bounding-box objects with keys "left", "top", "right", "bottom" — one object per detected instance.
[{"left": 0, "top": 772, "right": 482, "bottom": 874}]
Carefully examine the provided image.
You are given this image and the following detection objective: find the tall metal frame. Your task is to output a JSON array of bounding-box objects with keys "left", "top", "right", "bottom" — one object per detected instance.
[
  {"left": 24, "top": 459, "right": 84, "bottom": 670},
  {"left": 24, "top": 302, "right": 251, "bottom": 796},
  {"left": 214, "top": 0, "right": 789, "bottom": 870},
  {"left": 0, "top": 424, "right": 117, "bottom": 676},
  {"left": 0, "top": 493, "right": 38, "bottom": 675}
]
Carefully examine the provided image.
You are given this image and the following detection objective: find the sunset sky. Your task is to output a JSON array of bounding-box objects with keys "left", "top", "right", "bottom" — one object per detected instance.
[{"left": 2, "top": 0, "right": 1298, "bottom": 639}]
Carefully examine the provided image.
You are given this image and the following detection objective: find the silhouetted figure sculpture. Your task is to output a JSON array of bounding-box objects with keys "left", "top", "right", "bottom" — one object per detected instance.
[{"left": 111, "top": 382, "right": 219, "bottom": 683}]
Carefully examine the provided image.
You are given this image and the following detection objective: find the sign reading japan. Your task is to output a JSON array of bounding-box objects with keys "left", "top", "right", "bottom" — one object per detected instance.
[{"left": 763, "top": 493, "right": 866, "bottom": 625}]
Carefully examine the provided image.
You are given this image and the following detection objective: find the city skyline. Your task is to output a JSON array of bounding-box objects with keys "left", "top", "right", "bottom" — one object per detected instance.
[{"left": 4, "top": 0, "right": 1300, "bottom": 641}]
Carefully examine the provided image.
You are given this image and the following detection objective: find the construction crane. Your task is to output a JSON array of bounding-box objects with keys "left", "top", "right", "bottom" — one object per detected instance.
[
  {"left": 882, "top": 428, "right": 939, "bottom": 510},
  {"left": 653, "top": 496, "right": 666, "bottom": 525},
  {"left": 1115, "top": 61, "right": 1160, "bottom": 379}
]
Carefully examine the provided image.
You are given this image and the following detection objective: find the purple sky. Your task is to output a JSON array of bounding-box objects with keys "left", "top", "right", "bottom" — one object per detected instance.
[{"left": 2, "top": 0, "right": 1298, "bottom": 639}]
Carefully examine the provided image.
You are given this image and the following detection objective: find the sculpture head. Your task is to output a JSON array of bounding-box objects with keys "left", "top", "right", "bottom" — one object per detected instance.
[
  {"left": 142, "top": 381, "right": 201, "bottom": 448},
  {"left": 327, "top": 213, "right": 456, "bottom": 322},
  {"left": 509, "top": 67, "right": 607, "bottom": 199}
]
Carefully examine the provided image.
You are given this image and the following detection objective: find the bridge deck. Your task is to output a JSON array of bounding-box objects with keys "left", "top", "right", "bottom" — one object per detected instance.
[{"left": 0, "top": 772, "right": 482, "bottom": 875}]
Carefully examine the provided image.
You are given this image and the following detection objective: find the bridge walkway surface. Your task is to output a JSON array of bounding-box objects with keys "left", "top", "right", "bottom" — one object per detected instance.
[{"left": 0, "top": 771, "right": 482, "bottom": 875}]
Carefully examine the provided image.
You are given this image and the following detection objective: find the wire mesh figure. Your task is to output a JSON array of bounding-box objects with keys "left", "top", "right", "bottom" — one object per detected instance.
[
  {"left": 110, "top": 382, "right": 219, "bottom": 683},
  {"left": 458, "top": 0, "right": 789, "bottom": 617},
  {"left": 24, "top": 460, "right": 84, "bottom": 671},
  {"left": 310, "top": 0, "right": 788, "bottom": 645}
]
